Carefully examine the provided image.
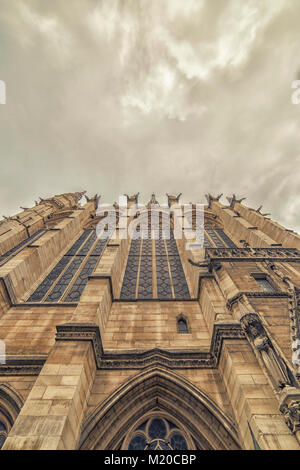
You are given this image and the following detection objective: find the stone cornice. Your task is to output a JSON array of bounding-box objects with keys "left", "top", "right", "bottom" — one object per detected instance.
[
  {"left": 0, "top": 322, "right": 246, "bottom": 373},
  {"left": 100, "top": 348, "right": 212, "bottom": 369},
  {"left": 209, "top": 322, "right": 245, "bottom": 366},
  {"left": 0, "top": 356, "right": 46, "bottom": 376},
  {"left": 205, "top": 247, "right": 300, "bottom": 263},
  {"left": 226, "top": 291, "right": 289, "bottom": 311},
  {"left": 56, "top": 323, "right": 104, "bottom": 368},
  {"left": 56, "top": 321, "right": 245, "bottom": 370}
]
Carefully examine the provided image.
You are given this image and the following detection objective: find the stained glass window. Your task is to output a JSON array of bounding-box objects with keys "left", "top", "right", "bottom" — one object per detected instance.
[
  {"left": 205, "top": 228, "right": 237, "bottom": 248},
  {"left": 126, "top": 417, "right": 190, "bottom": 451},
  {"left": 27, "top": 229, "right": 109, "bottom": 303},
  {"left": 120, "top": 228, "right": 190, "bottom": 300},
  {"left": 185, "top": 213, "right": 236, "bottom": 248},
  {"left": 0, "top": 229, "right": 45, "bottom": 267}
]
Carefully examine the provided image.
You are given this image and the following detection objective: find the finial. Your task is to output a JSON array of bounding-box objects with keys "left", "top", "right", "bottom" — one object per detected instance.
[
  {"left": 147, "top": 193, "right": 159, "bottom": 208},
  {"left": 166, "top": 193, "right": 182, "bottom": 207}
]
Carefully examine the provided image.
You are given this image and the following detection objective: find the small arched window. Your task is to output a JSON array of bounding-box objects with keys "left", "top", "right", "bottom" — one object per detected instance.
[{"left": 177, "top": 317, "right": 189, "bottom": 334}]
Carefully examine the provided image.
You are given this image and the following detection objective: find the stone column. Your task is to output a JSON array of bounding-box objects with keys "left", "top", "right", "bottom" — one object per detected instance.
[
  {"left": 3, "top": 339, "right": 96, "bottom": 450},
  {"left": 219, "top": 339, "right": 300, "bottom": 449}
]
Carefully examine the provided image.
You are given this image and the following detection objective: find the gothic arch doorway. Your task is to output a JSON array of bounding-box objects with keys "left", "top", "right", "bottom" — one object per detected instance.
[
  {"left": 79, "top": 368, "right": 241, "bottom": 450},
  {"left": 0, "top": 383, "right": 23, "bottom": 449}
]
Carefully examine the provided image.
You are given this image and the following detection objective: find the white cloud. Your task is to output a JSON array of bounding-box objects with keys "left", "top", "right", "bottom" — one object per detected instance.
[{"left": 0, "top": 0, "right": 299, "bottom": 234}]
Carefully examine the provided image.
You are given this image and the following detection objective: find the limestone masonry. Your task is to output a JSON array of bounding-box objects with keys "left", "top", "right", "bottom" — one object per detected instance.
[{"left": 0, "top": 191, "right": 300, "bottom": 450}]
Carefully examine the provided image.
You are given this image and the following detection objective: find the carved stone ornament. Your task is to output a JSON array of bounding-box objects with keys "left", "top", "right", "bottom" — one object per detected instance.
[
  {"left": 279, "top": 389, "right": 300, "bottom": 435},
  {"left": 281, "top": 400, "right": 300, "bottom": 434},
  {"left": 240, "top": 313, "right": 267, "bottom": 344},
  {"left": 240, "top": 313, "right": 295, "bottom": 390}
]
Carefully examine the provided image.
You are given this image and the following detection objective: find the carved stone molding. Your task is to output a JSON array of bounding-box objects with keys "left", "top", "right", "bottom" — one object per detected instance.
[
  {"left": 210, "top": 322, "right": 245, "bottom": 366},
  {"left": 56, "top": 323, "right": 104, "bottom": 368},
  {"left": 206, "top": 247, "right": 300, "bottom": 262},
  {"left": 0, "top": 365, "right": 43, "bottom": 376},
  {"left": 0, "top": 355, "right": 47, "bottom": 376},
  {"left": 101, "top": 349, "right": 212, "bottom": 370},
  {"left": 101, "top": 322, "right": 245, "bottom": 370},
  {"left": 80, "top": 367, "right": 241, "bottom": 450},
  {"left": 226, "top": 291, "right": 289, "bottom": 311},
  {"left": 0, "top": 323, "right": 252, "bottom": 373}
]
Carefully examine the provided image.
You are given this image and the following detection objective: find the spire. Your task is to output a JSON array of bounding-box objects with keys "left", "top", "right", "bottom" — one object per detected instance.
[{"left": 146, "top": 193, "right": 159, "bottom": 208}]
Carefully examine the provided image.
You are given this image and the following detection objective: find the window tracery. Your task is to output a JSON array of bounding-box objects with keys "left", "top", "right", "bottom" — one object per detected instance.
[
  {"left": 124, "top": 416, "right": 192, "bottom": 450},
  {"left": 27, "top": 228, "right": 110, "bottom": 303},
  {"left": 120, "top": 227, "right": 190, "bottom": 300}
]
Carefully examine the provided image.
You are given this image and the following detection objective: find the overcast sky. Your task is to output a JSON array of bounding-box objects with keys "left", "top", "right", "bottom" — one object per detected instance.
[{"left": 0, "top": 0, "right": 300, "bottom": 232}]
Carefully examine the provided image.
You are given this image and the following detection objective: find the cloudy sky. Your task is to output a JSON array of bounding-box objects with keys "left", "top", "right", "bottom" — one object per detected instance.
[{"left": 0, "top": 0, "right": 300, "bottom": 231}]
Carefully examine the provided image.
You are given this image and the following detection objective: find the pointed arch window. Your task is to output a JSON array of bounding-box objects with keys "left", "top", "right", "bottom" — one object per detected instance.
[
  {"left": 120, "top": 226, "right": 190, "bottom": 300},
  {"left": 26, "top": 228, "right": 111, "bottom": 303},
  {"left": 177, "top": 317, "right": 189, "bottom": 334},
  {"left": 124, "top": 416, "right": 192, "bottom": 450}
]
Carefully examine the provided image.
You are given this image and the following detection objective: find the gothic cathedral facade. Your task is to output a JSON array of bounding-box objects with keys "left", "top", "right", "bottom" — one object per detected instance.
[{"left": 0, "top": 191, "right": 300, "bottom": 450}]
